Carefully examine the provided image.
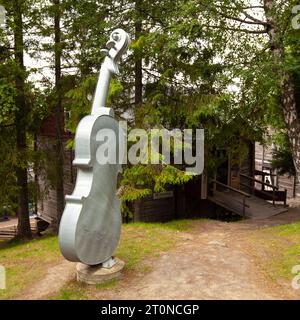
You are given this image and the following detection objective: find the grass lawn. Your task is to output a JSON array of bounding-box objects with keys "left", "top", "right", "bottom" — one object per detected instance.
[
  {"left": 249, "top": 222, "right": 300, "bottom": 283},
  {"left": 0, "top": 220, "right": 193, "bottom": 300},
  {"left": 53, "top": 220, "right": 193, "bottom": 300},
  {"left": 0, "top": 236, "right": 61, "bottom": 300},
  {"left": 1, "top": 218, "right": 299, "bottom": 300}
]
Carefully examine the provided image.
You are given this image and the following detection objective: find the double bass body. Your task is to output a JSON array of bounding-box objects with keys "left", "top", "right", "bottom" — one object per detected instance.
[{"left": 58, "top": 29, "right": 130, "bottom": 266}]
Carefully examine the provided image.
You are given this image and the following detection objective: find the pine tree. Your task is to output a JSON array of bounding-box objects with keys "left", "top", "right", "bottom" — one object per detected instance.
[{"left": 0, "top": 0, "right": 33, "bottom": 238}]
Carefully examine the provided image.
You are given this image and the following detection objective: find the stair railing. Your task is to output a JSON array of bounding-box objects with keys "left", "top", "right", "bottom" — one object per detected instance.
[
  {"left": 211, "top": 180, "right": 250, "bottom": 217},
  {"left": 239, "top": 173, "right": 287, "bottom": 205}
]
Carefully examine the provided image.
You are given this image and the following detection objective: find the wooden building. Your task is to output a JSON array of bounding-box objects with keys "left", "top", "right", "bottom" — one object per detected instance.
[
  {"left": 255, "top": 142, "right": 299, "bottom": 198},
  {"left": 131, "top": 141, "right": 289, "bottom": 222},
  {"left": 36, "top": 129, "right": 290, "bottom": 226},
  {"left": 36, "top": 114, "right": 75, "bottom": 226}
]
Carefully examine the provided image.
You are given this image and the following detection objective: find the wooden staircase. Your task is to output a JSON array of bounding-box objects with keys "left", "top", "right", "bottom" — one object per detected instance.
[
  {"left": 208, "top": 189, "right": 288, "bottom": 219},
  {"left": 0, "top": 220, "right": 38, "bottom": 240}
]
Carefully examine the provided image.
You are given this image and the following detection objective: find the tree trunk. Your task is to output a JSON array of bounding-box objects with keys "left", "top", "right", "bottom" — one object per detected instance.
[
  {"left": 264, "top": 0, "right": 300, "bottom": 180},
  {"left": 51, "top": 0, "right": 64, "bottom": 232},
  {"left": 13, "top": 0, "right": 32, "bottom": 239},
  {"left": 134, "top": 0, "right": 143, "bottom": 111}
]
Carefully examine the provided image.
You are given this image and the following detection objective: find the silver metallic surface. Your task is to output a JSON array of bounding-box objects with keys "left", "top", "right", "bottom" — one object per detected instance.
[
  {"left": 92, "top": 29, "right": 130, "bottom": 115},
  {"left": 58, "top": 29, "right": 130, "bottom": 266}
]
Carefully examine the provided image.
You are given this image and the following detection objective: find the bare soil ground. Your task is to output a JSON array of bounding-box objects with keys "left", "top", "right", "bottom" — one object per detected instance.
[
  {"left": 19, "top": 259, "right": 76, "bottom": 300},
  {"left": 94, "top": 217, "right": 299, "bottom": 300},
  {"left": 19, "top": 200, "right": 300, "bottom": 300}
]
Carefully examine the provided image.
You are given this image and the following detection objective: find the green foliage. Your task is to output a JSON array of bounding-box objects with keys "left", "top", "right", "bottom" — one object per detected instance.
[
  {"left": 0, "top": 82, "right": 16, "bottom": 124},
  {"left": 121, "top": 165, "right": 154, "bottom": 190},
  {"left": 272, "top": 133, "right": 296, "bottom": 177},
  {"left": 64, "top": 76, "right": 97, "bottom": 134},
  {"left": 120, "top": 186, "right": 152, "bottom": 202},
  {"left": 154, "top": 165, "right": 193, "bottom": 192},
  {"left": 0, "top": 0, "right": 52, "bottom": 215},
  {"left": 65, "top": 77, "right": 124, "bottom": 135},
  {"left": 272, "top": 149, "right": 296, "bottom": 177},
  {"left": 120, "top": 163, "right": 193, "bottom": 203},
  {"left": 1, "top": 0, "right": 299, "bottom": 225}
]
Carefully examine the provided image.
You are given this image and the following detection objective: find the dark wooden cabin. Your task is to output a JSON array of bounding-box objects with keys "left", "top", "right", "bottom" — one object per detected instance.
[
  {"left": 131, "top": 141, "right": 288, "bottom": 222},
  {"left": 36, "top": 113, "right": 75, "bottom": 227},
  {"left": 36, "top": 129, "right": 289, "bottom": 226}
]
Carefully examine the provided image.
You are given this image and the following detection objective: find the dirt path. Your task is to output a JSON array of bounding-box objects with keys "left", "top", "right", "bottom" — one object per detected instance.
[
  {"left": 95, "top": 220, "right": 298, "bottom": 300},
  {"left": 21, "top": 203, "right": 300, "bottom": 300},
  {"left": 0, "top": 217, "right": 36, "bottom": 230},
  {"left": 95, "top": 203, "right": 300, "bottom": 300},
  {"left": 19, "top": 259, "right": 76, "bottom": 300}
]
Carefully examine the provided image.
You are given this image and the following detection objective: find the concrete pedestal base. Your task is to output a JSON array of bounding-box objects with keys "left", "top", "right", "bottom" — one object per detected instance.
[{"left": 76, "top": 258, "right": 125, "bottom": 285}]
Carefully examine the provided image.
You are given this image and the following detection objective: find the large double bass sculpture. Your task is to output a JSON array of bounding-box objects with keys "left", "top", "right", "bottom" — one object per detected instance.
[{"left": 59, "top": 29, "right": 130, "bottom": 267}]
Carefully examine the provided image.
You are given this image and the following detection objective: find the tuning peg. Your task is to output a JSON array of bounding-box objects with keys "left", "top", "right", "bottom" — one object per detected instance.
[
  {"left": 106, "top": 40, "right": 116, "bottom": 49},
  {"left": 100, "top": 49, "right": 109, "bottom": 56}
]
